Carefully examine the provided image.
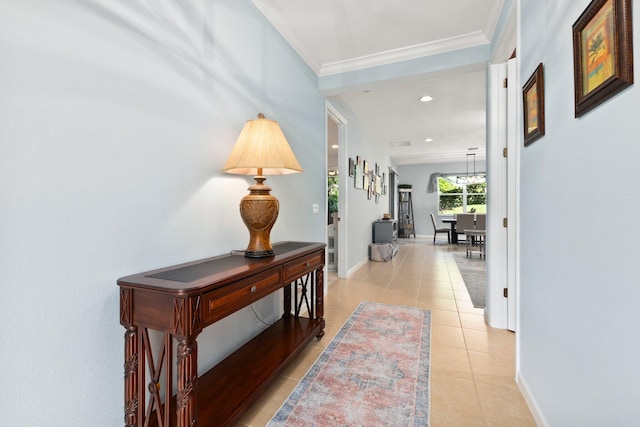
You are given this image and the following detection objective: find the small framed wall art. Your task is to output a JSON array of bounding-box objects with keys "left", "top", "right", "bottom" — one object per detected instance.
[
  {"left": 572, "top": 0, "right": 633, "bottom": 117},
  {"left": 522, "top": 63, "right": 545, "bottom": 146},
  {"left": 354, "top": 164, "right": 363, "bottom": 189}
]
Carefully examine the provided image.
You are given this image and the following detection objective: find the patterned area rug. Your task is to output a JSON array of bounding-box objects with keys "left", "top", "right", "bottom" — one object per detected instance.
[
  {"left": 268, "top": 301, "right": 431, "bottom": 426},
  {"left": 452, "top": 251, "right": 486, "bottom": 308}
]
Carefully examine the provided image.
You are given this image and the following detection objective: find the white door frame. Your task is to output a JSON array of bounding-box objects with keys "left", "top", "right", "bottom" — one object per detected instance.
[
  {"left": 486, "top": 58, "right": 519, "bottom": 331},
  {"left": 486, "top": 62, "right": 509, "bottom": 329},
  {"left": 326, "top": 102, "right": 348, "bottom": 278},
  {"left": 506, "top": 57, "right": 518, "bottom": 331}
]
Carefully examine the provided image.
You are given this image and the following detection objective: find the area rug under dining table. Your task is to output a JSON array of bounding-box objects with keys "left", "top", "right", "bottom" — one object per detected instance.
[
  {"left": 452, "top": 251, "right": 486, "bottom": 308},
  {"left": 267, "top": 301, "right": 431, "bottom": 426}
]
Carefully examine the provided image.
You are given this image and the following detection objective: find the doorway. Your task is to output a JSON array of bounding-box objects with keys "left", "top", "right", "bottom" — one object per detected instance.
[
  {"left": 326, "top": 103, "right": 347, "bottom": 279},
  {"left": 327, "top": 115, "right": 339, "bottom": 273},
  {"left": 388, "top": 168, "right": 398, "bottom": 219}
]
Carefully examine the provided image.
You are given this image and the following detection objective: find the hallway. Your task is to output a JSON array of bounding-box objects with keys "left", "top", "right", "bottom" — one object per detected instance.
[{"left": 238, "top": 238, "right": 535, "bottom": 426}]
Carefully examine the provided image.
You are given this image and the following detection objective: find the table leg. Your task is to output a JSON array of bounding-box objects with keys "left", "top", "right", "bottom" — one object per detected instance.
[
  {"left": 123, "top": 327, "right": 138, "bottom": 427},
  {"left": 283, "top": 283, "right": 292, "bottom": 318},
  {"left": 315, "top": 268, "right": 325, "bottom": 339},
  {"left": 176, "top": 339, "right": 198, "bottom": 427},
  {"left": 450, "top": 223, "right": 458, "bottom": 244}
]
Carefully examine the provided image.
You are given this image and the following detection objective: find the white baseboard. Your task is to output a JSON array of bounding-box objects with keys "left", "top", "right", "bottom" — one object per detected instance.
[
  {"left": 517, "top": 371, "right": 547, "bottom": 426},
  {"left": 345, "top": 256, "right": 369, "bottom": 277}
]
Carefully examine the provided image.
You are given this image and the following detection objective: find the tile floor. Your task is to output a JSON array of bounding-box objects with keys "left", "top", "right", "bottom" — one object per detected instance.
[{"left": 237, "top": 238, "right": 536, "bottom": 426}]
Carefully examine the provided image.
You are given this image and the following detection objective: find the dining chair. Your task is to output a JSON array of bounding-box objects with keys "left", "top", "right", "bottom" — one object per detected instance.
[
  {"left": 475, "top": 213, "right": 486, "bottom": 230},
  {"left": 430, "top": 213, "right": 450, "bottom": 244},
  {"left": 455, "top": 213, "right": 475, "bottom": 244},
  {"left": 465, "top": 229, "right": 486, "bottom": 258},
  {"left": 474, "top": 214, "right": 486, "bottom": 255}
]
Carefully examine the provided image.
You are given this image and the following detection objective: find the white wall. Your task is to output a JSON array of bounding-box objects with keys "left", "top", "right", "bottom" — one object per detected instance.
[
  {"left": 397, "top": 161, "right": 486, "bottom": 236},
  {"left": 518, "top": 0, "right": 640, "bottom": 424},
  {"left": 0, "top": 1, "right": 326, "bottom": 425}
]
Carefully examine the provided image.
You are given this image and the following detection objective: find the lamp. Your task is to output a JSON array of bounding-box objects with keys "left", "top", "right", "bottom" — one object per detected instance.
[
  {"left": 456, "top": 153, "right": 486, "bottom": 185},
  {"left": 222, "top": 114, "right": 303, "bottom": 258}
]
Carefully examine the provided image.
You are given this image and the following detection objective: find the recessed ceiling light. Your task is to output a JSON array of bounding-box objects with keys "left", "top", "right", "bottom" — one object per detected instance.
[
  {"left": 419, "top": 95, "right": 433, "bottom": 102},
  {"left": 331, "top": 144, "right": 339, "bottom": 149},
  {"left": 424, "top": 138, "right": 434, "bottom": 142}
]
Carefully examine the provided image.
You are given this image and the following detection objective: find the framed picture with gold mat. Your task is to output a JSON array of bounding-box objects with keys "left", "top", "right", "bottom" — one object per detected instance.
[
  {"left": 572, "top": 0, "right": 633, "bottom": 117},
  {"left": 523, "top": 63, "right": 545, "bottom": 146}
]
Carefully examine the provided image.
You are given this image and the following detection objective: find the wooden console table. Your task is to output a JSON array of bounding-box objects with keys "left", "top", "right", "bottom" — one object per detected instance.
[{"left": 118, "top": 241, "right": 326, "bottom": 427}]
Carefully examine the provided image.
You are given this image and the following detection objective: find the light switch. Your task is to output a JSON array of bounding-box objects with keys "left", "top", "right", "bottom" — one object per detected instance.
[{"left": 312, "top": 204, "right": 319, "bottom": 214}]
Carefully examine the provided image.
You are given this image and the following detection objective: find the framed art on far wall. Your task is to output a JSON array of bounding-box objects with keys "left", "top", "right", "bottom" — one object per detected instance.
[
  {"left": 523, "top": 63, "right": 545, "bottom": 146},
  {"left": 572, "top": 0, "right": 633, "bottom": 117},
  {"left": 354, "top": 164, "right": 363, "bottom": 189}
]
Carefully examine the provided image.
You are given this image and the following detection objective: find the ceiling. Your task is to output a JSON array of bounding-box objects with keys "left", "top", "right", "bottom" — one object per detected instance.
[{"left": 252, "top": 0, "right": 510, "bottom": 167}]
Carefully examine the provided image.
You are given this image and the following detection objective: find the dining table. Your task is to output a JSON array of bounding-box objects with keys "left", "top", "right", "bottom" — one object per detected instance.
[
  {"left": 441, "top": 218, "right": 459, "bottom": 244},
  {"left": 442, "top": 216, "right": 486, "bottom": 247}
]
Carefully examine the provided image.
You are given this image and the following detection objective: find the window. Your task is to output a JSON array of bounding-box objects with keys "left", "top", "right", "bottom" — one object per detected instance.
[
  {"left": 328, "top": 176, "right": 338, "bottom": 224},
  {"left": 437, "top": 176, "right": 486, "bottom": 215}
]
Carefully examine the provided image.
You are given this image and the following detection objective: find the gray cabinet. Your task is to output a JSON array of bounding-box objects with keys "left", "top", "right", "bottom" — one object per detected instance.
[{"left": 372, "top": 220, "right": 398, "bottom": 259}]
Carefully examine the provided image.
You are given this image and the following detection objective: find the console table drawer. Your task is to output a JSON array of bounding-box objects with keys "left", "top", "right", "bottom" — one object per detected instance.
[
  {"left": 203, "top": 267, "right": 282, "bottom": 324},
  {"left": 283, "top": 250, "right": 323, "bottom": 282}
]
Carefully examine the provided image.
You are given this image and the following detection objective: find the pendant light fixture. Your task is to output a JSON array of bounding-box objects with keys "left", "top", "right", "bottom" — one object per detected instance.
[{"left": 456, "top": 153, "right": 485, "bottom": 185}]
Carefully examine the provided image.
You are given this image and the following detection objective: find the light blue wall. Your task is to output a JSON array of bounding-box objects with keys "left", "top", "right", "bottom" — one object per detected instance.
[
  {"left": 519, "top": 0, "right": 640, "bottom": 423},
  {"left": 0, "top": 1, "right": 325, "bottom": 425}
]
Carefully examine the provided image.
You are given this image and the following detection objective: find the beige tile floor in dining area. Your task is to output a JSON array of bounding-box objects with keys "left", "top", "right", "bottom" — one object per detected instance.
[{"left": 237, "top": 238, "right": 536, "bottom": 426}]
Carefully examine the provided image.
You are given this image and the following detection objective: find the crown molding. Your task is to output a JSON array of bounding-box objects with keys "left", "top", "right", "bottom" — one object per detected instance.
[
  {"left": 251, "top": 1, "right": 324, "bottom": 74},
  {"left": 483, "top": 0, "right": 506, "bottom": 42},
  {"left": 318, "top": 31, "right": 490, "bottom": 77}
]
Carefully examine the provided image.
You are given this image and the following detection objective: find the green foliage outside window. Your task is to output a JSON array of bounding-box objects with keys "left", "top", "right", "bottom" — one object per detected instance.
[
  {"left": 438, "top": 176, "right": 486, "bottom": 215},
  {"left": 438, "top": 178, "right": 463, "bottom": 212},
  {"left": 328, "top": 177, "right": 339, "bottom": 225},
  {"left": 328, "top": 177, "right": 339, "bottom": 213}
]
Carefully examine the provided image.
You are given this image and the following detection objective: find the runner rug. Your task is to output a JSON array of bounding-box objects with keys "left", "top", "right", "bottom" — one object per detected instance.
[{"left": 268, "top": 301, "right": 431, "bottom": 426}]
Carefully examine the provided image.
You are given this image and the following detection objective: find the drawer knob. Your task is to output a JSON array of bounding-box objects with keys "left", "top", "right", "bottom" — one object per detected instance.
[
  {"left": 306, "top": 262, "right": 311, "bottom": 267},
  {"left": 251, "top": 285, "right": 257, "bottom": 293}
]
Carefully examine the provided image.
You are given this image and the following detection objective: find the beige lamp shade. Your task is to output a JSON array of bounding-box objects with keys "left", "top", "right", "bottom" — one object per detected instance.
[{"left": 222, "top": 114, "right": 303, "bottom": 176}]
